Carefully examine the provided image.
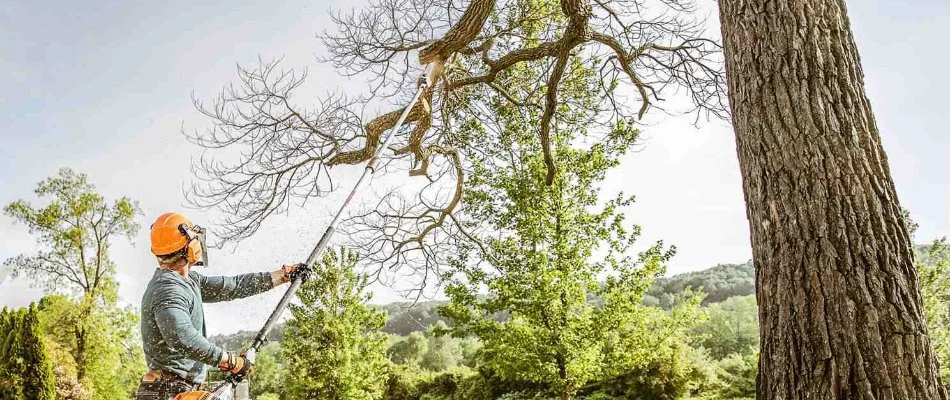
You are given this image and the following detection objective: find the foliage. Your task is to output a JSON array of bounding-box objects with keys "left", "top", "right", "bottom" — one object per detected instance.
[
  {"left": 439, "top": 40, "right": 702, "bottom": 399},
  {"left": 590, "top": 341, "right": 714, "bottom": 400},
  {"left": 36, "top": 295, "right": 144, "bottom": 400},
  {"left": 420, "top": 322, "right": 474, "bottom": 372},
  {"left": 3, "top": 169, "right": 145, "bottom": 399},
  {"left": 139, "top": 259, "right": 764, "bottom": 400},
  {"left": 383, "top": 365, "right": 494, "bottom": 400},
  {"left": 645, "top": 262, "right": 755, "bottom": 308},
  {"left": 282, "top": 248, "right": 389, "bottom": 399},
  {"left": 706, "top": 352, "right": 758, "bottom": 400},
  {"left": 0, "top": 305, "right": 56, "bottom": 400},
  {"left": 249, "top": 343, "right": 286, "bottom": 400},
  {"left": 691, "top": 295, "right": 759, "bottom": 359},
  {"left": 3, "top": 167, "right": 140, "bottom": 298},
  {"left": 44, "top": 339, "right": 90, "bottom": 400},
  {"left": 384, "top": 364, "right": 435, "bottom": 400},
  {"left": 389, "top": 332, "right": 429, "bottom": 366},
  {"left": 204, "top": 258, "right": 760, "bottom": 347},
  {"left": 919, "top": 238, "right": 950, "bottom": 390},
  {"left": 379, "top": 302, "right": 450, "bottom": 336}
]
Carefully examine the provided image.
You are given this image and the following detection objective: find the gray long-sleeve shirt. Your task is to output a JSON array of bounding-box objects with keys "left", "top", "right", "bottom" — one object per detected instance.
[{"left": 140, "top": 268, "right": 273, "bottom": 383}]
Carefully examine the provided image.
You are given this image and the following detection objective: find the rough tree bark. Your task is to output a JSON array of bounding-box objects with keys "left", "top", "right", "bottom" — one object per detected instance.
[{"left": 719, "top": 0, "right": 947, "bottom": 399}]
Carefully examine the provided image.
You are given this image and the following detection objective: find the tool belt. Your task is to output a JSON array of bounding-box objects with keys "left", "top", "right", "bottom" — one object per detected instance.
[{"left": 141, "top": 369, "right": 204, "bottom": 389}]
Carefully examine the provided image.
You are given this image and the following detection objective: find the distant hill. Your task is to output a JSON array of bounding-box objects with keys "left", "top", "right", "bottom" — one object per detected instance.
[
  {"left": 375, "top": 300, "right": 450, "bottom": 336},
  {"left": 208, "top": 301, "right": 447, "bottom": 345},
  {"left": 209, "top": 261, "right": 756, "bottom": 343},
  {"left": 208, "top": 324, "right": 285, "bottom": 352},
  {"left": 645, "top": 261, "right": 754, "bottom": 307}
]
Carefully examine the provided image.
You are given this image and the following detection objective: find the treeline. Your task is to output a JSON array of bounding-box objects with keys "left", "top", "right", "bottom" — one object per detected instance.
[
  {"left": 214, "top": 261, "right": 755, "bottom": 340},
  {"left": 210, "top": 261, "right": 754, "bottom": 348},
  {"left": 645, "top": 261, "right": 754, "bottom": 308},
  {"left": 235, "top": 240, "right": 950, "bottom": 400},
  {"left": 215, "top": 249, "right": 754, "bottom": 398}
]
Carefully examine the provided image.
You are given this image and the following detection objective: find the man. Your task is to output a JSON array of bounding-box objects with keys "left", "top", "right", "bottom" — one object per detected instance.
[{"left": 135, "top": 212, "right": 298, "bottom": 399}]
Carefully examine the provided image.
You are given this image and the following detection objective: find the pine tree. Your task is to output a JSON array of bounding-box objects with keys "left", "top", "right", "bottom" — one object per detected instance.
[
  {"left": 22, "top": 305, "right": 55, "bottom": 400},
  {"left": 0, "top": 305, "right": 56, "bottom": 400},
  {"left": 0, "top": 307, "right": 24, "bottom": 400}
]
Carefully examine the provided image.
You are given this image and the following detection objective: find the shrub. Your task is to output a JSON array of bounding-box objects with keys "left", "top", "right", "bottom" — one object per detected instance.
[
  {"left": 0, "top": 305, "right": 56, "bottom": 400},
  {"left": 595, "top": 343, "right": 713, "bottom": 400}
]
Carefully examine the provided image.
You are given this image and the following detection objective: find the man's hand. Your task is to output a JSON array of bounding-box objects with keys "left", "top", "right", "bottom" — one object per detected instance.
[
  {"left": 218, "top": 350, "right": 253, "bottom": 376},
  {"left": 270, "top": 264, "right": 299, "bottom": 286}
]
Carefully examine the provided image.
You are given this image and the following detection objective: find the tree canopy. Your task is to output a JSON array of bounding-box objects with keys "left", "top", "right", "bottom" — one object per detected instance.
[
  {"left": 3, "top": 168, "right": 140, "bottom": 299},
  {"left": 282, "top": 248, "right": 389, "bottom": 399},
  {"left": 187, "top": 0, "right": 729, "bottom": 290}
]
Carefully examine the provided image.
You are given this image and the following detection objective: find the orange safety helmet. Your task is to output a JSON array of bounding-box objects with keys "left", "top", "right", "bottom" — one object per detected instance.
[{"left": 150, "top": 212, "right": 208, "bottom": 266}]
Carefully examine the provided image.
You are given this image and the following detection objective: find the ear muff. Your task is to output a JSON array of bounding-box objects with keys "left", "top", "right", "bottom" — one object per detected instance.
[
  {"left": 186, "top": 240, "right": 203, "bottom": 265},
  {"left": 176, "top": 223, "right": 208, "bottom": 267}
]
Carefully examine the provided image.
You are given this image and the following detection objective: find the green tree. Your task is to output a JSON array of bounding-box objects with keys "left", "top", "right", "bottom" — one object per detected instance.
[
  {"left": 419, "top": 322, "right": 463, "bottom": 372},
  {"left": 440, "top": 46, "right": 699, "bottom": 398},
  {"left": 388, "top": 332, "right": 429, "bottom": 366},
  {"left": 692, "top": 295, "right": 759, "bottom": 359},
  {"left": 708, "top": 352, "right": 758, "bottom": 400},
  {"left": 282, "top": 248, "right": 389, "bottom": 399},
  {"left": 597, "top": 341, "right": 715, "bottom": 400},
  {"left": 44, "top": 339, "right": 91, "bottom": 400},
  {"left": 0, "top": 305, "right": 56, "bottom": 400},
  {"left": 3, "top": 168, "right": 144, "bottom": 399},
  {"left": 249, "top": 343, "right": 286, "bottom": 400},
  {"left": 920, "top": 238, "right": 950, "bottom": 390},
  {"left": 36, "top": 295, "right": 144, "bottom": 400},
  {"left": 3, "top": 168, "right": 140, "bottom": 302}
]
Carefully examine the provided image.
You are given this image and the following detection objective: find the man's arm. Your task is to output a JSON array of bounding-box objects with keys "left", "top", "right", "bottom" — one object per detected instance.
[
  {"left": 153, "top": 286, "right": 224, "bottom": 366},
  {"left": 194, "top": 272, "right": 274, "bottom": 303}
]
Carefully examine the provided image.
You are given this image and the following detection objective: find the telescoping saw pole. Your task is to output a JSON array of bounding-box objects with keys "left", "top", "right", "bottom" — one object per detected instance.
[{"left": 207, "top": 65, "right": 435, "bottom": 399}]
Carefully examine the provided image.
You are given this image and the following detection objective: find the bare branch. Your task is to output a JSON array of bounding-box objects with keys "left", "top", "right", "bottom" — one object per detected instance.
[{"left": 189, "top": 0, "right": 728, "bottom": 291}]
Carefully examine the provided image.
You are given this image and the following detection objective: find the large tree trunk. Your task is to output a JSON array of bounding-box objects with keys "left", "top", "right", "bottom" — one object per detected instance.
[{"left": 718, "top": 1, "right": 947, "bottom": 399}]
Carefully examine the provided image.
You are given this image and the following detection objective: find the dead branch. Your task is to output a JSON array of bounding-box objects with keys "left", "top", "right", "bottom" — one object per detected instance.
[{"left": 189, "top": 0, "right": 727, "bottom": 288}]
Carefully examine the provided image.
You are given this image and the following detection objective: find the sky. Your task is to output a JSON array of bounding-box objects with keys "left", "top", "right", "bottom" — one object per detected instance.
[{"left": 1, "top": 0, "right": 948, "bottom": 335}]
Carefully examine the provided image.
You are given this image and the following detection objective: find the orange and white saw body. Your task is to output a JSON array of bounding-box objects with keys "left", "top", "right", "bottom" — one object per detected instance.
[
  {"left": 174, "top": 347, "right": 256, "bottom": 400},
  {"left": 173, "top": 391, "right": 216, "bottom": 400}
]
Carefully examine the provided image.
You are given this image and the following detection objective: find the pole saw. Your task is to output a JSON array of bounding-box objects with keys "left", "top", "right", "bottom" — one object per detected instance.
[{"left": 175, "top": 63, "right": 437, "bottom": 400}]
